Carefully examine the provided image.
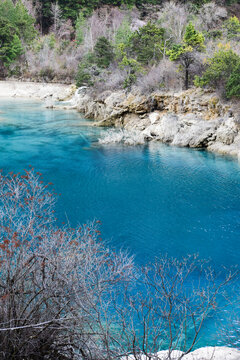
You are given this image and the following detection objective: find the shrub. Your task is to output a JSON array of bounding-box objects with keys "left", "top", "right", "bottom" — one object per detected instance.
[
  {"left": 0, "top": 0, "right": 36, "bottom": 44},
  {"left": 0, "top": 18, "right": 23, "bottom": 74},
  {"left": 128, "top": 22, "right": 165, "bottom": 65},
  {"left": 158, "top": 1, "right": 188, "bottom": 44},
  {"left": 76, "top": 62, "right": 93, "bottom": 87},
  {"left": 205, "top": 29, "right": 223, "bottom": 39},
  {"left": 114, "top": 16, "right": 132, "bottom": 48},
  {"left": 94, "top": 36, "right": 114, "bottom": 68},
  {"left": 226, "top": 62, "right": 240, "bottom": 99},
  {"left": 94, "top": 66, "right": 126, "bottom": 93},
  {"left": 194, "top": 47, "right": 240, "bottom": 98},
  {"left": 39, "top": 66, "right": 55, "bottom": 81},
  {"left": 197, "top": 2, "right": 228, "bottom": 32},
  {"left": 47, "top": 33, "right": 56, "bottom": 49},
  {"left": 119, "top": 55, "right": 143, "bottom": 89},
  {"left": 223, "top": 16, "right": 240, "bottom": 39},
  {"left": 24, "top": 37, "right": 81, "bottom": 83},
  {"left": 75, "top": 11, "right": 86, "bottom": 45},
  {"left": 136, "top": 60, "right": 181, "bottom": 93}
]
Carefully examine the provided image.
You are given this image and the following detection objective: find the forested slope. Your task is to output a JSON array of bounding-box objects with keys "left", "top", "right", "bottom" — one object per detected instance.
[{"left": 0, "top": 0, "right": 240, "bottom": 98}]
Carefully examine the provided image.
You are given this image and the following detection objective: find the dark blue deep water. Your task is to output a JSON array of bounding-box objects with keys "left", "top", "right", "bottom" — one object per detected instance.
[{"left": 0, "top": 99, "right": 240, "bottom": 346}]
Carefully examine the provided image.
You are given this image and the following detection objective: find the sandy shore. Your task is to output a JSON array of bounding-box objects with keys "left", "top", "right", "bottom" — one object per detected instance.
[{"left": 0, "top": 80, "right": 75, "bottom": 101}]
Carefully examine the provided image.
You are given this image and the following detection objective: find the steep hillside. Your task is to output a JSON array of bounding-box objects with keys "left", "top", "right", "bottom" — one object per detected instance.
[{"left": 0, "top": 0, "right": 240, "bottom": 100}]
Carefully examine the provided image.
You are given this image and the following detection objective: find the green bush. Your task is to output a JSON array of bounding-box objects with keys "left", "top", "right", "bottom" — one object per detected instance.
[
  {"left": 205, "top": 29, "right": 223, "bottom": 40},
  {"left": 94, "top": 37, "right": 114, "bottom": 68},
  {"left": 39, "top": 67, "right": 55, "bottom": 81},
  {"left": 0, "top": 17, "right": 23, "bottom": 73},
  {"left": 47, "top": 33, "right": 56, "bottom": 49},
  {"left": 226, "top": 62, "right": 240, "bottom": 99},
  {"left": 0, "top": 0, "right": 36, "bottom": 75},
  {"left": 183, "top": 22, "right": 205, "bottom": 49},
  {"left": 128, "top": 22, "right": 165, "bottom": 65},
  {"left": 119, "top": 55, "right": 143, "bottom": 89},
  {"left": 75, "top": 11, "right": 86, "bottom": 45},
  {"left": 115, "top": 17, "right": 132, "bottom": 48},
  {"left": 0, "top": 0, "right": 36, "bottom": 43},
  {"left": 76, "top": 63, "right": 93, "bottom": 87},
  {"left": 194, "top": 48, "right": 240, "bottom": 98},
  {"left": 223, "top": 16, "right": 240, "bottom": 39}
]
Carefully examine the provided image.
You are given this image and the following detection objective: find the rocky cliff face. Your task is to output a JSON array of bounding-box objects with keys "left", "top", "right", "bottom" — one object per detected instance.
[{"left": 72, "top": 87, "right": 240, "bottom": 159}]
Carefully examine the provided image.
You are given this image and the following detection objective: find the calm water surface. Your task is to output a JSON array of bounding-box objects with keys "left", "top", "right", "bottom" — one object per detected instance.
[{"left": 0, "top": 98, "right": 240, "bottom": 346}]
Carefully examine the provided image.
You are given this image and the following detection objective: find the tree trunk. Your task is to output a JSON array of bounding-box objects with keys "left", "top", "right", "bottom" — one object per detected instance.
[{"left": 185, "top": 67, "right": 189, "bottom": 90}]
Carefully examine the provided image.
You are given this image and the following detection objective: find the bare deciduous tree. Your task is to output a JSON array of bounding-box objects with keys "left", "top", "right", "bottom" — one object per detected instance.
[
  {"left": 158, "top": 2, "right": 188, "bottom": 44},
  {"left": 51, "top": 2, "right": 63, "bottom": 35},
  {"left": 114, "top": 256, "right": 238, "bottom": 360},
  {"left": 136, "top": 59, "right": 181, "bottom": 93},
  {"left": 0, "top": 169, "right": 134, "bottom": 359},
  {"left": 0, "top": 169, "right": 238, "bottom": 359},
  {"left": 197, "top": 2, "right": 227, "bottom": 32}
]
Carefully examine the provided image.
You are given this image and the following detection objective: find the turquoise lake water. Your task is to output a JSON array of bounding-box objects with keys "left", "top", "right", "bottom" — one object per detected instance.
[{"left": 0, "top": 99, "right": 239, "bottom": 346}]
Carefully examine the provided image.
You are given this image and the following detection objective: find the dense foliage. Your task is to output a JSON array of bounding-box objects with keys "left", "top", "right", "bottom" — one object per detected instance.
[
  {"left": 0, "top": 0, "right": 35, "bottom": 42},
  {"left": 35, "top": 0, "right": 240, "bottom": 26},
  {"left": 226, "top": 61, "right": 240, "bottom": 98},
  {"left": 0, "top": 18, "right": 23, "bottom": 73},
  {"left": 0, "top": 0, "right": 35, "bottom": 75},
  {"left": 94, "top": 36, "right": 114, "bottom": 68},
  {"left": 195, "top": 47, "right": 240, "bottom": 98},
  {"left": 127, "top": 22, "right": 165, "bottom": 65}
]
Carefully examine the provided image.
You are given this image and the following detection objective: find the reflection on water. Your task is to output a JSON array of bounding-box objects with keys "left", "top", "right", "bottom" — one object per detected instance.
[{"left": 0, "top": 98, "right": 240, "bottom": 346}]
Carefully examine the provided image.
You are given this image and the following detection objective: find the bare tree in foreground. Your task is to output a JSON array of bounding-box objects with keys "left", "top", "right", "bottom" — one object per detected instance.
[
  {"left": 0, "top": 169, "right": 238, "bottom": 359},
  {"left": 117, "top": 256, "right": 238, "bottom": 360},
  {"left": 219, "top": 280, "right": 240, "bottom": 351},
  {"left": 0, "top": 169, "right": 134, "bottom": 359}
]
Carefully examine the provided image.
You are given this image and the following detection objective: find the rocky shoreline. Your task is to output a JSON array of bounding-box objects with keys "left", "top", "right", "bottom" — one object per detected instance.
[
  {"left": 69, "top": 86, "right": 240, "bottom": 159},
  {"left": 1, "top": 81, "right": 240, "bottom": 160}
]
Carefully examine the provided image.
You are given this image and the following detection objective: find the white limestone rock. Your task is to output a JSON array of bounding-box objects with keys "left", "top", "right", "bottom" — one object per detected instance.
[
  {"left": 183, "top": 346, "right": 240, "bottom": 360},
  {"left": 216, "top": 118, "right": 238, "bottom": 145},
  {"left": 156, "top": 350, "right": 184, "bottom": 359},
  {"left": 104, "top": 91, "right": 126, "bottom": 109},
  {"left": 121, "top": 347, "right": 240, "bottom": 360},
  {"left": 149, "top": 111, "right": 161, "bottom": 124},
  {"left": 144, "top": 114, "right": 180, "bottom": 142},
  {"left": 172, "top": 119, "right": 217, "bottom": 148}
]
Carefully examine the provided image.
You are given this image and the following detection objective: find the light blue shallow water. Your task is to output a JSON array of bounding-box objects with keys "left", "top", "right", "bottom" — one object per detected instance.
[{"left": 0, "top": 99, "right": 239, "bottom": 346}]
